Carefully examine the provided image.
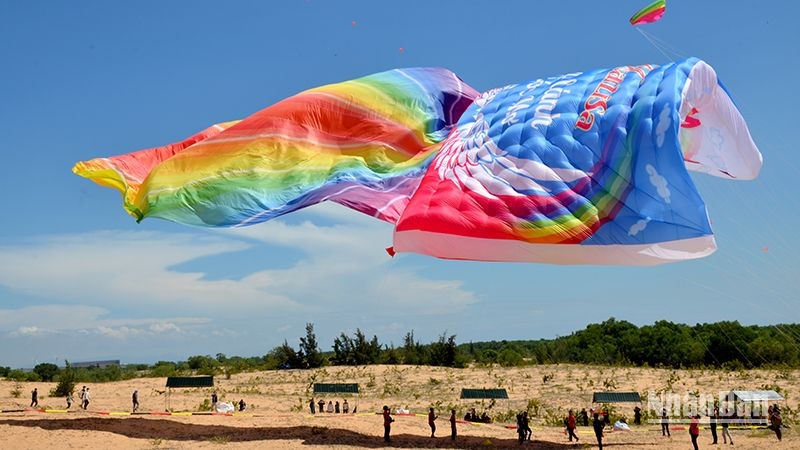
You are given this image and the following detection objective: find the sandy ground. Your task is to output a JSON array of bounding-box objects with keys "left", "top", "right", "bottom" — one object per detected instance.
[{"left": 1, "top": 364, "right": 797, "bottom": 449}]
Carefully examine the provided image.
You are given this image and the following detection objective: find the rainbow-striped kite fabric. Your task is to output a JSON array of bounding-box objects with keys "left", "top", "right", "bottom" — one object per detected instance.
[
  {"left": 630, "top": 0, "right": 666, "bottom": 26},
  {"left": 74, "top": 68, "right": 478, "bottom": 226},
  {"left": 75, "top": 59, "right": 761, "bottom": 265}
]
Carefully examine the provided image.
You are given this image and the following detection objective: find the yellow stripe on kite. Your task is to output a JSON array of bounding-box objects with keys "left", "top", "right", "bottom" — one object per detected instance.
[
  {"left": 109, "top": 412, "right": 131, "bottom": 416},
  {"left": 44, "top": 409, "right": 68, "bottom": 413},
  {"left": 170, "top": 412, "right": 193, "bottom": 416}
]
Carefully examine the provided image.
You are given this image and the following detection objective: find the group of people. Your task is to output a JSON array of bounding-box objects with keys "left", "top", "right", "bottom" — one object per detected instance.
[
  {"left": 360, "top": 400, "right": 787, "bottom": 447},
  {"left": 30, "top": 385, "right": 135, "bottom": 412},
  {"left": 75, "top": 386, "right": 91, "bottom": 410},
  {"left": 463, "top": 407, "right": 491, "bottom": 423},
  {"left": 515, "top": 411, "right": 532, "bottom": 443},
  {"left": 375, "top": 406, "right": 461, "bottom": 443},
  {"left": 558, "top": 409, "right": 607, "bottom": 449},
  {"left": 309, "top": 398, "right": 351, "bottom": 414}
]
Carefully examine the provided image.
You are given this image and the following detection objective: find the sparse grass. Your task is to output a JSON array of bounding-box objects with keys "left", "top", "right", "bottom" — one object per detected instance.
[{"left": 208, "top": 435, "right": 230, "bottom": 444}]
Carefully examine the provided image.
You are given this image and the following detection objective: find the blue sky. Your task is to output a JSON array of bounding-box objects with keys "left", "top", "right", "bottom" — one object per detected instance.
[{"left": 1, "top": 1, "right": 797, "bottom": 368}]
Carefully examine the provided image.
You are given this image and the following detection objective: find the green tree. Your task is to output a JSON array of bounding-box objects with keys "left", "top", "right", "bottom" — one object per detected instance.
[
  {"left": 332, "top": 329, "right": 381, "bottom": 365},
  {"left": 149, "top": 361, "right": 178, "bottom": 377},
  {"left": 267, "top": 340, "right": 303, "bottom": 369},
  {"left": 402, "top": 331, "right": 426, "bottom": 365},
  {"left": 353, "top": 329, "right": 381, "bottom": 365},
  {"left": 497, "top": 346, "right": 524, "bottom": 367},
  {"left": 33, "top": 363, "right": 59, "bottom": 382},
  {"left": 187, "top": 355, "right": 219, "bottom": 375},
  {"left": 332, "top": 332, "right": 355, "bottom": 365},
  {"left": 429, "top": 333, "right": 462, "bottom": 367},
  {"left": 299, "top": 323, "right": 325, "bottom": 368}
]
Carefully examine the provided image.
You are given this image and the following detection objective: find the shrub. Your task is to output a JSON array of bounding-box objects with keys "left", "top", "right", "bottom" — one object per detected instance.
[
  {"left": 51, "top": 361, "right": 76, "bottom": 397},
  {"left": 7, "top": 370, "right": 40, "bottom": 382}
]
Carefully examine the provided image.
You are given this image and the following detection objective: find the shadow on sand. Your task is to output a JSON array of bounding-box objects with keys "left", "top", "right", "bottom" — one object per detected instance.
[{"left": 0, "top": 417, "right": 658, "bottom": 449}]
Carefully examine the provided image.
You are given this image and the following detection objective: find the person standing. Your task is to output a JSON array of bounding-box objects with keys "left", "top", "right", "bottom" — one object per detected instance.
[
  {"left": 661, "top": 407, "right": 670, "bottom": 437},
  {"left": 132, "top": 390, "right": 139, "bottom": 412},
  {"left": 593, "top": 412, "right": 605, "bottom": 450},
  {"left": 318, "top": 399, "right": 325, "bottom": 413},
  {"left": 342, "top": 399, "right": 349, "bottom": 414},
  {"left": 428, "top": 407, "right": 437, "bottom": 437},
  {"left": 580, "top": 408, "right": 589, "bottom": 427},
  {"left": 449, "top": 409, "right": 457, "bottom": 441},
  {"left": 30, "top": 388, "right": 38, "bottom": 408},
  {"left": 710, "top": 407, "right": 719, "bottom": 444},
  {"left": 633, "top": 405, "right": 642, "bottom": 425},
  {"left": 721, "top": 412, "right": 733, "bottom": 445},
  {"left": 516, "top": 412, "right": 525, "bottom": 444},
  {"left": 66, "top": 392, "right": 73, "bottom": 409},
  {"left": 238, "top": 399, "right": 246, "bottom": 411},
  {"left": 566, "top": 410, "right": 579, "bottom": 442},
  {"left": 82, "top": 387, "right": 90, "bottom": 410},
  {"left": 79, "top": 386, "right": 86, "bottom": 408},
  {"left": 309, "top": 398, "right": 315, "bottom": 414},
  {"left": 769, "top": 405, "right": 782, "bottom": 441},
  {"left": 382, "top": 405, "right": 394, "bottom": 443},
  {"left": 211, "top": 391, "right": 218, "bottom": 409},
  {"left": 327, "top": 400, "right": 334, "bottom": 413},
  {"left": 522, "top": 411, "right": 532, "bottom": 441},
  {"left": 335, "top": 401, "right": 340, "bottom": 413},
  {"left": 689, "top": 414, "right": 700, "bottom": 450}
]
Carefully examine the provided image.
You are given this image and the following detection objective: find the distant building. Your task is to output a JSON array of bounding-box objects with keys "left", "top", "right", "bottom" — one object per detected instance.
[{"left": 72, "top": 360, "right": 120, "bottom": 369}]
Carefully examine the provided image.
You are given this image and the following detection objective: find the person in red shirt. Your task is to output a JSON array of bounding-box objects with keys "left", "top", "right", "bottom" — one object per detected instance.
[
  {"left": 382, "top": 405, "right": 394, "bottom": 443},
  {"left": 566, "top": 409, "right": 579, "bottom": 442},
  {"left": 428, "top": 407, "right": 438, "bottom": 438},
  {"left": 689, "top": 414, "right": 701, "bottom": 450}
]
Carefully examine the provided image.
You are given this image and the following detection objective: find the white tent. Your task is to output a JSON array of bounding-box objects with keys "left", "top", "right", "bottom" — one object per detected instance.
[{"left": 726, "top": 390, "right": 784, "bottom": 402}]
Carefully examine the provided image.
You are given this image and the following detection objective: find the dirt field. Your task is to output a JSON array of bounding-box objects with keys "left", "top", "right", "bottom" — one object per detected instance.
[{"left": 1, "top": 364, "right": 797, "bottom": 449}]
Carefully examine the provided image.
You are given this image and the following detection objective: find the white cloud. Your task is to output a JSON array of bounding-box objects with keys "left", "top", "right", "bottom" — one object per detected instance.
[
  {"left": 645, "top": 164, "right": 671, "bottom": 204},
  {"left": 148, "top": 322, "right": 182, "bottom": 333},
  {"left": 628, "top": 218, "right": 651, "bottom": 237},
  {"left": 656, "top": 104, "right": 672, "bottom": 148},
  {"left": 0, "top": 304, "right": 209, "bottom": 333},
  {"left": 0, "top": 207, "right": 476, "bottom": 327},
  {"left": 0, "top": 231, "right": 297, "bottom": 312},
  {"left": 96, "top": 325, "right": 144, "bottom": 339},
  {"left": 0, "top": 304, "right": 107, "bottom": 331},
  {"left": 9, "top": 326, "right": 43, "bottom": 337}
]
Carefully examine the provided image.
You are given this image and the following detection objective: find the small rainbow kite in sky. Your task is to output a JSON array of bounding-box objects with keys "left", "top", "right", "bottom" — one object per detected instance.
[{"left": 630, "top": 0, "right": 666, "bottom": 26}]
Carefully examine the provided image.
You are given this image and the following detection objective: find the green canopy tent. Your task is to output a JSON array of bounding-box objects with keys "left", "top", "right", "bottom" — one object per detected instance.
[
  {"left": 592, "top": 392, "right": 642, "bottom": 424},
  {"left": 313, "top": 383, "right": 359, "bottom": 413},
  {"left": 592, "top": 392, "right": 641, "bottom": 403},
  {"left": 459, "top": 388, "right": 509, "bottom": 421},
  {"left": 165, "top": 376, "right": 214, "bottom": 411}
]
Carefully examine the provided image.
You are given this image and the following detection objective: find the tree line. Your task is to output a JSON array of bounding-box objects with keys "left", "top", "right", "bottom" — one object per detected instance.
[{"left": 3, "top": 319, "right": 799, "bottom": 385}]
